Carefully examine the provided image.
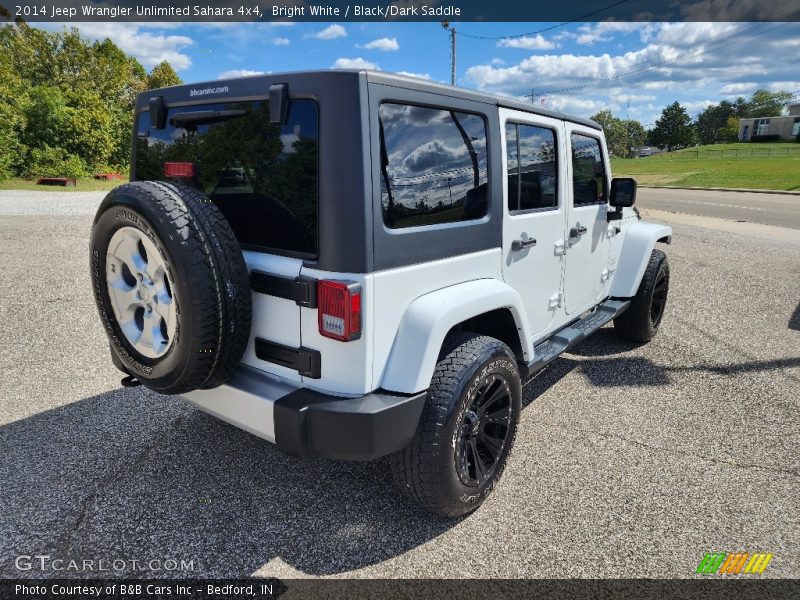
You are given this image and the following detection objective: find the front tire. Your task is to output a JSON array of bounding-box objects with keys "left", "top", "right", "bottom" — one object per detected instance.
[
  {"left": 614, "top": 249, "right": 670, "bottom": 342},
  {"left": 390, "top": 333, "right": 522, "bottom": 517}
]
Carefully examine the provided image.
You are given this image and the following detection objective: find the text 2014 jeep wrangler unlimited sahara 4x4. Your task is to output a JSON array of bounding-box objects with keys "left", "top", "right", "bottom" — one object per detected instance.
[{"left": 91, "top": 71, "right": 671, "bottom": 517}]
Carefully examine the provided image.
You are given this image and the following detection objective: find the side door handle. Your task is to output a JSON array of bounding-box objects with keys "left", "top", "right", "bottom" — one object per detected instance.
[
  {"left": 569, "top": 225, "right": 588, "bottom": 238},
  {"left": 511, "top": 238, "right": 537, "bottom": 251}
]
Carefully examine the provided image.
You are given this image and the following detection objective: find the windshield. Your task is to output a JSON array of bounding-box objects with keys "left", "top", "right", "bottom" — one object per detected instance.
[{"left": 134, "top": 99, "right": 319, "bottom": 256}]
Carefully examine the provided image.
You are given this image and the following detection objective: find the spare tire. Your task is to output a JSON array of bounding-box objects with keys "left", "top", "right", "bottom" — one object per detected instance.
[{"left": 90, "top": 181, "right": 251, "bottom": 394}]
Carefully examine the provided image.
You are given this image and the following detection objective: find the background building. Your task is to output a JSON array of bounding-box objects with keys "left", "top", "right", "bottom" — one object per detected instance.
[{"left": 739, "top": 103, "right": 800, "bottom": 141}]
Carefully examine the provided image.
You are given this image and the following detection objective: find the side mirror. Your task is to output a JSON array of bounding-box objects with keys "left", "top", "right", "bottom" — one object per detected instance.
[{"left": 610, "top": 177, "right": 637, "bottom": 207}]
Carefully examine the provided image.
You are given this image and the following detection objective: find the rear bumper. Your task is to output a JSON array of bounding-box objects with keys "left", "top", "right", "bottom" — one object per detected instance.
[{"left": 183, "top": 367, "right": 426, "bottom": 461}]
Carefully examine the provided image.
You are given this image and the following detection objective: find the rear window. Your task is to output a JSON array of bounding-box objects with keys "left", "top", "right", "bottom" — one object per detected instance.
[{"left": 135, "top": 99, "right": 319, "bottom": 256}]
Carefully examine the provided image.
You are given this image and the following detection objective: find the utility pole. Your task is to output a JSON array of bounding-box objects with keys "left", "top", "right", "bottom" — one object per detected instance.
[{"left": 442, "top": 21, "right": 456, "bottom": 86}]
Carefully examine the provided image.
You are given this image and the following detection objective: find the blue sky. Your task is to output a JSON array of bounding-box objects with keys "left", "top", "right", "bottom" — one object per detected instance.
[{"left": 41, "top": 21, "right": 800, "bottom": 127}]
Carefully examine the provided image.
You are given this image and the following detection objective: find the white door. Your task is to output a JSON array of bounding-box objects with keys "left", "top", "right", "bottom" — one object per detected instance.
[
  {"left": 563, "top": 125, "right": 612, "bottom": 315},
  {"left": 500, "top": 108, "right": 567, "bottom": 339}
]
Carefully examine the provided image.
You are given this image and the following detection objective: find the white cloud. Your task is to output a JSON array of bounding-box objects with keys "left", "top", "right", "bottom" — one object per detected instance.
[
  {"left": 307, "top": 24, "right": 347, "bottom": 40},
  {"left": 218, "top": 69, "right": 266, "bottom": 79},
  {"left": 397, "top": 71, "right": 432, "bottom": 80},
  {"left": 332, "top": 57, "right": 378, "bottom": 70},
  {"left": 720, "top": 82, "right": 757, "bottom": 95},
  {"left": 573, "top": 22, "right": 652, "bottom": 46},
  {"left": 682, "top": 99, "right": 716, "bottom": 114},
  {"left": 363, "top": 37, "right": 399, "bottom": 51},
  {"left": 768, "top": 81, "right": 800, "bottom": 92},
  {"left": 43, "top": 23, "right": 196, "bottom": 70},
  {"left": 272, "top": 37, "right": 290, "bottom": 46},
  {"left": 497, "top": 35, "right": 555, "bottom": 50},
  {"left": 491, "top": 58, "right": 505, "bottom": 66}
]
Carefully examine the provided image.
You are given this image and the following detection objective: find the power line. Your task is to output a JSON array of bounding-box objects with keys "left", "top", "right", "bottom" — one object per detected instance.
[{"left": 456, "top": 0, "right": 631, "bottom": 40}]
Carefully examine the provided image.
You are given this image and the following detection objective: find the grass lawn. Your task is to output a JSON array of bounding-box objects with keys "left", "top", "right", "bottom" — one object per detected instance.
[
  {"left": 670, "top": 142, "right": 800, "bottom": 156},
  {"left": 0, "top": 178, "right": 127, "bottom": 192},
  {"left": 612, "top": 154, "right": 800, "bottom": 191}
]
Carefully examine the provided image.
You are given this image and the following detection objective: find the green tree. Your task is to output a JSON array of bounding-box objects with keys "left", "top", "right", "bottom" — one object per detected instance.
[
  {"left": 22, "top": 86, "right": 71, "bottom": 150},
  {"left": 745, "top": 89, "right": 794, "bottom": 118},
  {"left": 590, "top": 110, "right": 628, "bottom": 157},
  {"left": 650, "top": 102, "right": 696, "bottom": 151},
  {"left": 622, "top": 119, "right": 647, "bottom": 155},
  {"left": 147, "top": 61, "right": 183, "bottom": 90},
  {"left": 695, "top": 101, "right": 738, "bottom": 144},
  {"left": 0, "top": 22, "right": 159, "bottom": 179},
  {"left": 0, "top": 34, "right": 28, "bottom": 179},
  {"left": 719, "top": 116, "right": 740, "bottom": 142}
]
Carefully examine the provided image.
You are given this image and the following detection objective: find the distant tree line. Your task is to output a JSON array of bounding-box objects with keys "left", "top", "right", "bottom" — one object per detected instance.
[
  {"left": 591, "top": 89, "right": 796, "bottom": 155},
  {"left": 0, "top": 22, "right": 182, "bottom": 181}
]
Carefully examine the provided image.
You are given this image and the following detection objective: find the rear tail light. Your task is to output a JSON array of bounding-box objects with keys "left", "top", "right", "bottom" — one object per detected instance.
[
  {"left": 164, "top": 162, "right": 194, "bottom": 178},
  {"left": 318, "top": 280, "right": 361, "bottom": 341}
]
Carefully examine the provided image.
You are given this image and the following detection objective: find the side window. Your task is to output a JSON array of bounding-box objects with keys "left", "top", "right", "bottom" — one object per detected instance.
[
  {"left": 570, "top": 133, "right": 607, "bottom": 206},
  {"left": 378, "top": 103, "right": 488, "bottom": 229},
  {"left": 506, "top": 123, "right": 558, "bottom": 212}
]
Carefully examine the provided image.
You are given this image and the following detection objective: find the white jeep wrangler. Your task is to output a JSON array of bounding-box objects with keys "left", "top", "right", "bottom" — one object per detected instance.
[{"left": 90, "top": 71, "right": 671, "bottom": 516}]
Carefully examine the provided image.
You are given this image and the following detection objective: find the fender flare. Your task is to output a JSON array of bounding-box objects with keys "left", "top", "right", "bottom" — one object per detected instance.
[
  {"left": 379, "top": 279, "right": 531, "bottom": 394},
  {"left": 610, "top": 221, "right": 673, "bottom": 298}
]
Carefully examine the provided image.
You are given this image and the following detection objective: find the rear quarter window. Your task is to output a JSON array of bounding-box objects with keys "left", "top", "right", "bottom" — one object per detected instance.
[{"left": 378, "top": 103, "right": 488, "bottom": 229}]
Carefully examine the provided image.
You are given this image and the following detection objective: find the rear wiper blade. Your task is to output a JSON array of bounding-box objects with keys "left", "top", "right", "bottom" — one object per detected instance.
[{"left": 170, "top": 109, "right": 247, "bottom": 127}]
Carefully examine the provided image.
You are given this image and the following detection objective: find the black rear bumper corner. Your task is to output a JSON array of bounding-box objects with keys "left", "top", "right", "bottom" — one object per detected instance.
[{"left": 273, "top": 388, "right": 427, "bottom": 461}]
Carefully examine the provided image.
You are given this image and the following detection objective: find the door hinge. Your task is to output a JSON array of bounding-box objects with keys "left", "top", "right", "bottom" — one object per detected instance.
[
  {"left": 554, "top": 239, "right": 567, "bottom": 255},
  {"left": 600, "top": 268, "right": 610, "bottom": 283},
  {"left": 548, "top": 291, "right": 563, "bottom": 309}
]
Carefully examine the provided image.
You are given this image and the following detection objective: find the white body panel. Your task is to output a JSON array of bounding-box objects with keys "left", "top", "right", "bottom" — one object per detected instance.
[
  {"left": 240, "top": 251, "right": 303, "bottom": 383},
  {"left": 380, "top": 278, "right": 530, "bottom": 394},
  {"left": 498, "top": 108, "right": 568, "bottom": 339},
  {"left": 372, "top": 248, "right": 503, "bottom": 391},
  {"left": 562, "top": 122, "right": 612, "bottom": 315},
  {"left": 610, "top": 221, "right": 673, "bottom": 298}
]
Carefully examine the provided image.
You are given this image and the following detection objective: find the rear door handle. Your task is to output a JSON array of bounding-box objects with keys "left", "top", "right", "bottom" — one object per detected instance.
[
  {"left": 569, "top": 225, "right": 588, "bottom": 238},
  {"left": 511, "top": 238, "right": 537, "bottom": 251}
]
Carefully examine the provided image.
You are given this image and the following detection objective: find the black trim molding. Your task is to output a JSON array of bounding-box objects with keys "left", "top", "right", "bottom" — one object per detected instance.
[
  {"left": 254, "top": 338, "right": 321, "bottom": 378},
  {"left": 250, "top": 271, "right": 318, "bottom": 308}
]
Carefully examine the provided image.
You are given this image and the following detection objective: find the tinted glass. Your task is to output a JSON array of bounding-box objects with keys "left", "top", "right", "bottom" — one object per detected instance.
[
  {"left": 505, "top": 123, "right": 520, "bottom": 211},
  {"left": 378, "top": 103, "right": 488, "bottom": 229},
  {"left": 571, "top": 134, "right": 607, "bottom": 206},
  {"left": 135, "top": 99, "right": 319, "bottom": 256},
  {"left": 506, "top": 123, "right": 558, "bottom": 212}
]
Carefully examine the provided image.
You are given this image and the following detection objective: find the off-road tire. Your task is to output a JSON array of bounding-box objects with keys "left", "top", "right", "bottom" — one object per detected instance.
[
  {"left": 613, "top": 249, "right": 669, "bottom": 342},
  {"left": 390, "top": 333, "right": 522, "bottom": 517},
  {"left": 90, "top": 181, "right": 251, "bottom": 394}
]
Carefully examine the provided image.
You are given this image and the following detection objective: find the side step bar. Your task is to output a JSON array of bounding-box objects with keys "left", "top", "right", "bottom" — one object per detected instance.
[{"left": 519, "top": 299, "right": 630, "bottom": 379}]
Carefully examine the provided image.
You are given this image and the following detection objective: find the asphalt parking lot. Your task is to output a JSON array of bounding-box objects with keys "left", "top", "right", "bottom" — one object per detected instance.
[{"left": 1, "top": 190, "right": 798, "bottom": 579}]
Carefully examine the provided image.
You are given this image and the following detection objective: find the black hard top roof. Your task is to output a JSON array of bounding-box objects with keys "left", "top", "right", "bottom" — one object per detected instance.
[
  {"left": 165, "top": 69, "right": 601, "bottom": 131},
  {"left": 363, "top": 70, "right": 602, "bottom": 131}
]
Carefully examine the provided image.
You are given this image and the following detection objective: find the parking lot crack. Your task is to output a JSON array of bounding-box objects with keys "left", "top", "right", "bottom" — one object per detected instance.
[
  {"left": 58, "top": 404, "right": 190, "bottom": 555},
  {"left": 573, "top": 426, "right": 800, "bottom": 480}
]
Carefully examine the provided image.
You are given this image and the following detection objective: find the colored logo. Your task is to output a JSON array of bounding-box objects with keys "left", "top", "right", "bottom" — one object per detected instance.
[{"left": 696, "top": 552, "right": 773, "bottom": 574}]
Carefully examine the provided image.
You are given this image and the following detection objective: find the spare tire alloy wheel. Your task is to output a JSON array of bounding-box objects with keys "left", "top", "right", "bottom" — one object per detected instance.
[
  {"left": 106, "top": 226, "right": 176, "bottom": 359},
  {"left": 91, "top": 181, "right": 252, "bottom": 395}
]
